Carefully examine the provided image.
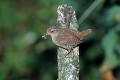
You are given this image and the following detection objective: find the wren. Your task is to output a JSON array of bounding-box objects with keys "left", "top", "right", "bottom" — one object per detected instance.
[{"left": 42, "top": 26, "right": 92, "bottom": 52}]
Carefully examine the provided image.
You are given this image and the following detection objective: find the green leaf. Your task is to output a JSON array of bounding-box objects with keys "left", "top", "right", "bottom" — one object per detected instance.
[
  {"left": 102, "top": 29, "right": 119, "bottom": 68},
  {"left": 102, "top": 5, "right": 120, "bottom": 26}
]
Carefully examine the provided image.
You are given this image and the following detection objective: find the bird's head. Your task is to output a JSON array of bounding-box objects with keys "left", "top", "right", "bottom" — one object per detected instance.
[
  {"left": 46, "top": 27, "right": 59, "bottom": 36},
  {"left": 42, "top": 27, "right": 60, "bottom": 39}
]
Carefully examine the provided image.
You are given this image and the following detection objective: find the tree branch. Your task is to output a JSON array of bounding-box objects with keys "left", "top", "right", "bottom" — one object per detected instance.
[{"left": 56, "top": 4, "right": 79, "bottom": 80}]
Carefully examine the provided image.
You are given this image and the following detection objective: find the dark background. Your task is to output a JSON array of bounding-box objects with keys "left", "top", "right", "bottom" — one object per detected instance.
[{"left": 0, "top": 0, "right": 120, "bottom": 80}]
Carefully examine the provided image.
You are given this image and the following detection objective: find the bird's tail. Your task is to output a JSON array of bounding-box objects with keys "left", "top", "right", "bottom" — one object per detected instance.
[{"left": 80, "top": 29, "right": 92, "bottom": 37}]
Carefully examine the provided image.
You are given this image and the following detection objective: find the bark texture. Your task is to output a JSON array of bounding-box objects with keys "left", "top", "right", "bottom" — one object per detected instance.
[{"left": 57, "top": 4, "right": 79, "bottom": 80}]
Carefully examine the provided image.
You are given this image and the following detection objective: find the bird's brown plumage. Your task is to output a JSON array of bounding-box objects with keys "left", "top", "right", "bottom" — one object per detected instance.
[{"left": 45, "top": 27, "right": 92, "bottom": 50}]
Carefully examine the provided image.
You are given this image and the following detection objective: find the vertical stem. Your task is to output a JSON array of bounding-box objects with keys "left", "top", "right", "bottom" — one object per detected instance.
[
  {"left": 57, "top": 4, "right": 79, "bottom": 80},
  {"left": 78, "top": 0, "right": 101, "bottom": 25}
]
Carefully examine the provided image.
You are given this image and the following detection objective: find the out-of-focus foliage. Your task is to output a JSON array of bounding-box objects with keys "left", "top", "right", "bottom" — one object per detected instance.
[{"left": 0, "top": 0, "right": 120, "bottom": 80}]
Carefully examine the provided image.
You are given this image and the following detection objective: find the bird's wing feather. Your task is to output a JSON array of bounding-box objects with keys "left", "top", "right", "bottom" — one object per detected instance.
[{"left": 53, "top": 30, "right": 81, "bottom": 49}]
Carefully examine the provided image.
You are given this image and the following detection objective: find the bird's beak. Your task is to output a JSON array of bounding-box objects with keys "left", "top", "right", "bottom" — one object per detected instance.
[{"left": 45, "top": 33, "right": 48, "bottom": 35}]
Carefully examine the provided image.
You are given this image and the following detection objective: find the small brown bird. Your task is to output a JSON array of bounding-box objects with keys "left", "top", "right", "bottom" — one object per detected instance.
[{"left": 42, "top": 26, "right": 92, "bottom": 52}]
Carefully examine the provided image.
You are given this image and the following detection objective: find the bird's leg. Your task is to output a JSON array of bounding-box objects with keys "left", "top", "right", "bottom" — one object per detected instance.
[{"left": 58, "top": 49, "right": 73, "bottom": 60}]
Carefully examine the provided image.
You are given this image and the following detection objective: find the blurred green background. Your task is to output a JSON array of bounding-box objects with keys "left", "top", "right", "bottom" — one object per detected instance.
[{"left": 0, "top": 0, "right": 120, "bottom": 80}]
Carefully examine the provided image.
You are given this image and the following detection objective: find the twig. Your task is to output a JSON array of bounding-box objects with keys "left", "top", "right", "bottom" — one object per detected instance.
[{"left": 78, "top": 0, "right": 102, "bottom": 25}]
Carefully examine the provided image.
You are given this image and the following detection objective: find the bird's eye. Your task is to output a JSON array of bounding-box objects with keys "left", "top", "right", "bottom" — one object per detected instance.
[
  {"left": 51, "top": 30, "right": 54, "bottom": 33},
  {"left": 51, "top": 29, "right": 57, "bottom": 33}
]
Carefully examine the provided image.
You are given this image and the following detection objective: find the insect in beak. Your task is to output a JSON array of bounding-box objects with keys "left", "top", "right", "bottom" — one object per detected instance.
[{"left": 42, "top": 33, "right": 48, "bottom": 39}]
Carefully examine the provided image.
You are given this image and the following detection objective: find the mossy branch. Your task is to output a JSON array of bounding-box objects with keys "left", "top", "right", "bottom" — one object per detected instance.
[{"left": 56, "top": 4, "right": 79, "bottom": 80}]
